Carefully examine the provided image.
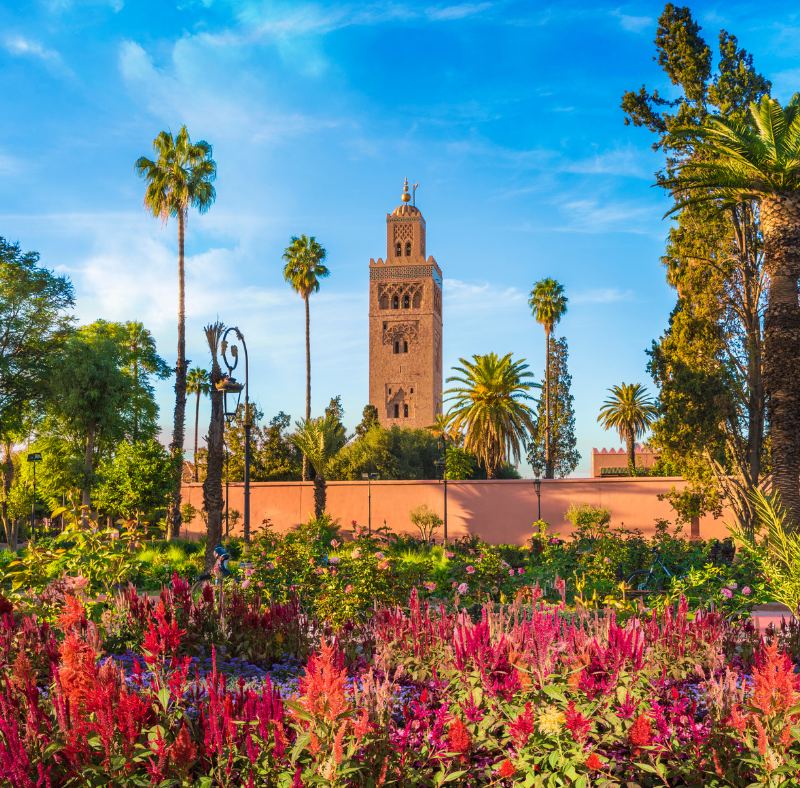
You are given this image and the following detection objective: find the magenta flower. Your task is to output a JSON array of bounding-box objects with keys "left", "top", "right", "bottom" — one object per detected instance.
[
  {"left": 518, "top": 568, "right": 525, "bottom": 575},
  {"left": 424, "top": 581, "right": 436, "bottom": 591},
  {"left": 458, "top": 582, "right": 468, "bottom": 594},
  {"left": 742, "top": 586, "right": 751, "bottom": 596},
  {"left": 466, "top": 566, "right": 475, "bottom": 575},
  {"left": 331, "top": 539, "right": 340, "bottom": 548},
  {"left": 446, "top": 551, "right": 455, "bottom": 558}
]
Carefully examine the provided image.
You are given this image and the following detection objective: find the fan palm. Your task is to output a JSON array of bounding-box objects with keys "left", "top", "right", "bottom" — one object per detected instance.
[
  {"left": 597, "top": 384, "right": 658, "bottom": 473},
  {"left": 135, "top": 126, "right": 216, "bottom": 539},
  {"left": 283, "top": 235, "right": 330, "bottom": 481},
  {"left": 666, "top": 95, "right": 800, "bottom": 524},
  {"left": 290, "top": 416, "right": 347, "bottom": 518},
  {"left": 528, "top": 278, "right": 568, "bottom": 478},
  {"left": 187, "top": 367, "right": 210, "bottom": 482},
  {"left": 445, "top": 353, "right": 538, "bottom": 478}
]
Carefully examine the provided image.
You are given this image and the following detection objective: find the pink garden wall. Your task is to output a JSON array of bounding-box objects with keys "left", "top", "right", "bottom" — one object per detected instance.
[{"left": 179, "top": 477, "right": 734, "bottom": 545}]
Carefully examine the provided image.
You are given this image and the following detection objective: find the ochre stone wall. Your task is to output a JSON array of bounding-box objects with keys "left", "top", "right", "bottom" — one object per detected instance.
[
  {"left": 179, "top": 477, "right": 735, "bottom": 546},
  {"left": 368, "top": 194, "right": 443, "bottom": 430}
]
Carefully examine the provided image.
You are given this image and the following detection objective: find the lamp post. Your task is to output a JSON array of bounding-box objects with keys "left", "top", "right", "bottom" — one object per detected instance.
[
  {"left": 433, "top": 436, "right": 447, "bottom": 543},
  {"left": 219, "top": 326, "right": 251, "bottom": 553},
  {"left": 27, "top": 453, "right": 42, "bottom": 541},
  {"left": 533, "top": 467, "right": 542, "bottom": 521},
  {"left": 223, "top": 436, "right": 231, "bottom": 545},
  {"left": 361, "top": 472, "right": 378, "bottom": 534}
]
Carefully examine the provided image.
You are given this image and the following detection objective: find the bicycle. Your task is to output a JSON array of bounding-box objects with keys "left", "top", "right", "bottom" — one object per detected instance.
[{"left": 626, "top": 548, "right": 688, "bottom": 594}]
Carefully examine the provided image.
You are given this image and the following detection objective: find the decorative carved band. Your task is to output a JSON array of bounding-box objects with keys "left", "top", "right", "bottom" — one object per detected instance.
[
  {"left": 370, "top": 265, "right": 434, "bottom": 281},
  {"left": 383, "top": 321, "right": 419, "bottom": 345}
]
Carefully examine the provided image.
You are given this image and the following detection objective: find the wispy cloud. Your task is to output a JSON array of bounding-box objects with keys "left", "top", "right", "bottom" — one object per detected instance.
[
  {"left": 426, "top": 3, "right": 492, "bottom": 21},
  {"left": 555, "top": 197, "right": 658, "bottom": 234},
  {"left": 769, "top": 67, "right": 800, "bottom": 102},
  {"left": 571, "top": 287, "right": 635, "bottom": 304},
  {"left": 3, "top": 36, "right": 61, "bottom": 60},
  {"left": 444, "top": 278, "right": 526, "bottom": 314},
  {"left": 611, "top": 10, "right": 652, "bottom": 34}
]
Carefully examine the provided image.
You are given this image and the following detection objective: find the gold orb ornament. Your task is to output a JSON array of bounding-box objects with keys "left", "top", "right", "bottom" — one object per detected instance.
[{"left": 401, "top": 177, "right": 411, "bottom": 203}]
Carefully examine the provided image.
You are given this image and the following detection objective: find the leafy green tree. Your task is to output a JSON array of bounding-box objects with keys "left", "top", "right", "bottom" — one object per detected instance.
[
  {"left": 186, "top": 367, "right": 210, "bottom": 482},
  {"left": 123, "top": 321, "right": 171, "bottom": 442},
  {"left": 135, "top": 126, "right": 217, "bottom": 540},
  {"left": 290, "top": 416, "right": 347, "bottom": 518},
  {"left": 355, "top": 404, "right": 379, "bottom": 439},
  {"left": 622, "top": 5, "right": 771, "bottom": 529},
  {"left": 46, "top": 323, "right": 132, "bottom": 508},
  {"left": 528, "top": 278, "right": 568, "bottom": 478},
  {"left": 597, "top": 384, "right": 658, "bottom": 473},
  {"left": 665, "top": 96, "right": 800, "bottom": 526},
  {"left": 445, "top": 352, "right": 538, "bottom": 479},
  {"left": 527, "top": 337, "right": 580, "bottom": 478},
  {"left": 0, "top": 237, "right": 73, "bottom": 541},
  {"left": 94, "top": 439, "right": 174, "bottom": 526},
  {"left": 282, "top": 235, "right": 330, "bottom": 481},
  {"left": 444, "top": 445, "right": 476, "bottom": 480}
]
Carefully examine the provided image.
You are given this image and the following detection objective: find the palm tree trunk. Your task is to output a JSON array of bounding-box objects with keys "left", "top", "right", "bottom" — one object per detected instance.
[
  {"left": 762, "top": 196, "right": 800, "bottom": 527},
  {"left": 544, "top": 330, "right": 552, "bottom": 478},
  {"left": 2, "top": 441, "right": 14, "bottom": 549},
  {"left": 313, "top": 472, "right": 326, "bottom": 519},
  {"left": 82, "top": 420, "right": 96, "bottom": 508},
  {"left": 194, "top": 390, "right": 201, "bottom": 483},
  {"left": 203, "top": 327, "right": 225, "bottom": 570},
  {"left": 168, "top": 212, "right": 188, "bottom": 540},
  {"left": 303, "top": 294, "right": 312, "bottom": 482},
  {"left": 626, "top": 425, "right": 635, "bottom": 475}
]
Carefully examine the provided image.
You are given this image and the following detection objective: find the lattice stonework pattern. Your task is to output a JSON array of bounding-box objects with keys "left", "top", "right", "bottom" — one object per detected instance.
[
  {"left": 378, "top": 281, "right": 424, "bottom": 301},
  {"left": 383, "top": 322, "right": 419, "bottom": 345},
  {"left": 434, "top": 329, "right": 441, "bottom": 371},
  {"left": 393, "top": 223, "right": 414, "bottom": 243},
  {"left": 370, "top": 265, "right": 433, "bottom": 281}
]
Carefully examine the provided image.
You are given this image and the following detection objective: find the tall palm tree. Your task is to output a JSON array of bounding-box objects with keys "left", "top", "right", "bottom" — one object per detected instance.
[
  {"left": 528, "top": 278, "right": 568, "bottom": 479},
  {"left": 445, "top": 353, "right": 538, "bottom": 478},
  {"left": 282, "top": 235, "right": 330, "bottom": 481},
  {"left": 667, "top": 95, "right": 800, "bottom": 524},
  {"left": 135, "top": 126, "right": 216, "bottom": 540},
  {"left": 123, "top": 321, "right": 170, "bottom": 443},
  {"left": 201, "top": 323, "right": 225, "bottom": 570},
  {"left": 186, "top": 367, "right": 210, "bottom": 482},
  {"left": 290, "top": 416, "right": 347, "bottom": 518},
  {"left": 597, "top": 383, "right": 658, "bottom": 473},
  {"left": 426, "top": 412, "right": 462, "bottom": 446}
]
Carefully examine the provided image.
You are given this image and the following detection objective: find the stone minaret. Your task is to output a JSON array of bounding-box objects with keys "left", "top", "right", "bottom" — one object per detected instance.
[{"left": 369, "top": 179, "right": 443, "bottom": 429}]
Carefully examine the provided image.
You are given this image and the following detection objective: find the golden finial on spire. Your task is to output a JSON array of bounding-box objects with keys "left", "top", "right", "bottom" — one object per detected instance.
[{"left": 401, "top": 177, "right": 411, "bottom": 203}]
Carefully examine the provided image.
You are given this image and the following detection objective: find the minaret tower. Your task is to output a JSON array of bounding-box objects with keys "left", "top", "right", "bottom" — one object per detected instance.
[{"left": 368, "top": 180, "right": 443, "bottom": 429}]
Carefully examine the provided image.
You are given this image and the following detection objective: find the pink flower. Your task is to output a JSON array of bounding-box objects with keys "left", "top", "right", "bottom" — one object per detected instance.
[
  {"left": 517, "top": 568, "right": 525, "bottom": 575},
  {"left": 267, "top": 562, "right": 275, "bottom": 570},
  {"left": 728, "top": 581, "right": 738, "bottom": 590},
  {"left": 331, "top": 539, "right": 340, "bottom": 548},
  {"left": 350, "top": 520, "right": 357, "bottom": 526},
  {"left": 328, "top": 556, "right": 340, "bottom": 564},
  {"left": 258, "top": 581, "right": 264, "bottom": 587},
  {"left": 314, "top": 567, "right": 324, "bottom": 575},
  {"left": 550, "top": 538, "right": 559, "bottom": 545},
  {"left": 721, "top": 588, "right": 733, "bottom": 599},
  {"left": 508, "top": 569, "right": 514, "bottom": 577},
  {"left": 242, "top": 578, "right": 251, "bottom": 589},
  {"left": 245, "top": 567, "right": 254, "bottom": 577},
  {"left": 466, "top": 566, "right": 475, "bottom": 575},
  {"left": 351, "top": 548, "right": 361, "bottom": 559},
  {"left": 424, "top": 581, "right": 436, "bottom": 591},
  {"left": 457, "top": 582, "right": 468, "bottom": 594},
  {"left": 375, "top": 552, "right": 385, "bottom": 559},
  {"left": 446, "top": 551, "right": 454, "bottom": 558},
  {"left": 345, "top": 584, "right": 353, "bottom": 593},
  {"left": 377, "top": 560, "right": 389, "bottom": 570},
  {"left": 742, "top": 586, "right": 751, "bottom": 596},
  {"left": 452, "top": 581, "right": 458, "bottom": 588}
]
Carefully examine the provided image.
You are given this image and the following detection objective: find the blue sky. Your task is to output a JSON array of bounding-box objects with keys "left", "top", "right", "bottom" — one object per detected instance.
[{"left": 2, "top": 1, "right": 799, "bottom": 476}]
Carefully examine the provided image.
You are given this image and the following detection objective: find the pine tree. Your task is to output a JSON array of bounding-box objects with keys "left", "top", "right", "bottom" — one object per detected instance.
[{"left": 527, "top": 337, "right": 580, "bottom": 478}]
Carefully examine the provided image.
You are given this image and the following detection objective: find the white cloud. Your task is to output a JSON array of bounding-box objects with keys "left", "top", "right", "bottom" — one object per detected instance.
[
  {"left": 556, "top": 198, "right": 657, "bottom": 234},
  {"left": 3, "top": 36, "right": 60, "bottom": 60},
  {"left": 612, "top": 10, "right": 652, "bottom": 34},
  {"left": 426, "top": 3, "right": 492, "bottom": 21},
  {"left": 571, "top": 287, "right": 635, "bottom": 304}
]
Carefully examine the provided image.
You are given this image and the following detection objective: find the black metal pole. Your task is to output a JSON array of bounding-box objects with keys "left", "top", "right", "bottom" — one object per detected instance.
[
  {"left": 31, "top": 462, "right": 36, "bottom": 540},
  {"left": 537, "top": 489, "right": 541, "bottom": 520},
  {"left": 225, "top": 443, "right": 229, "bottom": 542}
]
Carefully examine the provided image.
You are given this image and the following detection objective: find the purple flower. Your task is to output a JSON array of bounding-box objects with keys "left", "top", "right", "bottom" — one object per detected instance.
[
  {"left": 517, "top": 568, "right": 525, "bottom": 575},
  {"left": 721, "top": 588, "right": 733, "bottom": 599}
]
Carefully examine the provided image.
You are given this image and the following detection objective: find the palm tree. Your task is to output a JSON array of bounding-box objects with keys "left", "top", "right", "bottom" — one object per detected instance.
[
  {"left": 597, "top": 384, "right": 658, "bottom": 473},
  {"left": 290, "top": 416, "right": 347, "bottom": 518},
  {"left": 445, "top": 353, "right": 538, "bottom": 478},
  {"left": 528, "top": 278, "right": 568, "bottom": 479},
  {"left": 426, "top": 412, "right": 462, "bottom": 446},
  {"left": 282, "top": 235, "right": 330, "bottom": 482},
  {"left": 135, "top": 126, "right": 216, "bottom": 540},
  {"left": 667, "top": 95, "right": 800, "bottom": 524},
  {"left": 187, "top": 367, "right": 210, "bottom": 482},
  {"left": 201, "top": 323, "right": 225, "bottom": 570}
]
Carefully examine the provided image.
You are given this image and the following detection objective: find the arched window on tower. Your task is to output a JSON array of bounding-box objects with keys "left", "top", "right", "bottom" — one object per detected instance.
[
  {"left": 394, "top": 403, "right": 400, "bottom": 418},
  {"left": 403, "top": 293, "right": 410, "bottom": 309},
  {"left": 395, "top": 241, "right": 401, "bottom": 257},
  {"left": 403, "top": 404, "right": 408, "bottom": 418},
  {"left": 394, "top": 341, "right": 399, "bottom": 354},
  {"left": 392, "top": 295, "right": 399, "bottom": 309},
  {"left": 403, "top": 340, "right": 408, "bottom": 353},
  {"left": 405, "top": 241, "right": 412, "bottom": 256}
]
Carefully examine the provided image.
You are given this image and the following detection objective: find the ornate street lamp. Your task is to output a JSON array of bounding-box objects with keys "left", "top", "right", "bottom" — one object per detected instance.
[
  {"left": 361, "top": 472, "right": 378, "bottom": 534},
  {"left": 27, "top": 453, "right": 42, "bottom": 541},
  {"left": 217, "top": 327, "right": 251, "bottom": 552},
  {"left": 533, "top": 466, "right": 542, "bottom": 521},
  {"left": 433, "top": 435, "right": 448, "bottom": 543}
]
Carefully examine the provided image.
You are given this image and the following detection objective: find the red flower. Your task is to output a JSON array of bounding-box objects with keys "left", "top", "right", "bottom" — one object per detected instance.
[
  {"left": 564, "top": 700, "right": 592, "bottom": 742},
  {"left": 509, "top": 703, "right": 536, "bottom": 748},
  {"left": 58, "top": 594, "right": 86, "bottom": 631},
  {"left": 629, "top": 714, "right": 653, "bottom": 754},
  {"left": 0, "top": 594, "right": 13, "bottom": 616},
  {"left": 448, "top": 718, "right": 471, "bottom": 762},
  {"left": 170, "top": 723, "right": 197, "bottom": 770},
  {"left": 497, "top": 759, "right": 515, "bottom": 778},
  {"left": 585, "top": 752, "right": 604, "bottom": 771}
]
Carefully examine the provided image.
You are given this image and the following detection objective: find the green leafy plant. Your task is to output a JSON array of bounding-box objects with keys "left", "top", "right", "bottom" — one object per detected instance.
[{"left": 409, "top": 504, "right": 442, "bottom": 543}]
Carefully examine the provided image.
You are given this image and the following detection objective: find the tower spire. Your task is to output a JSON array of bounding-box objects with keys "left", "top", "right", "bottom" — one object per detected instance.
[{"left": 401, "top": 177, "right": 410, "bottom": 203}]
